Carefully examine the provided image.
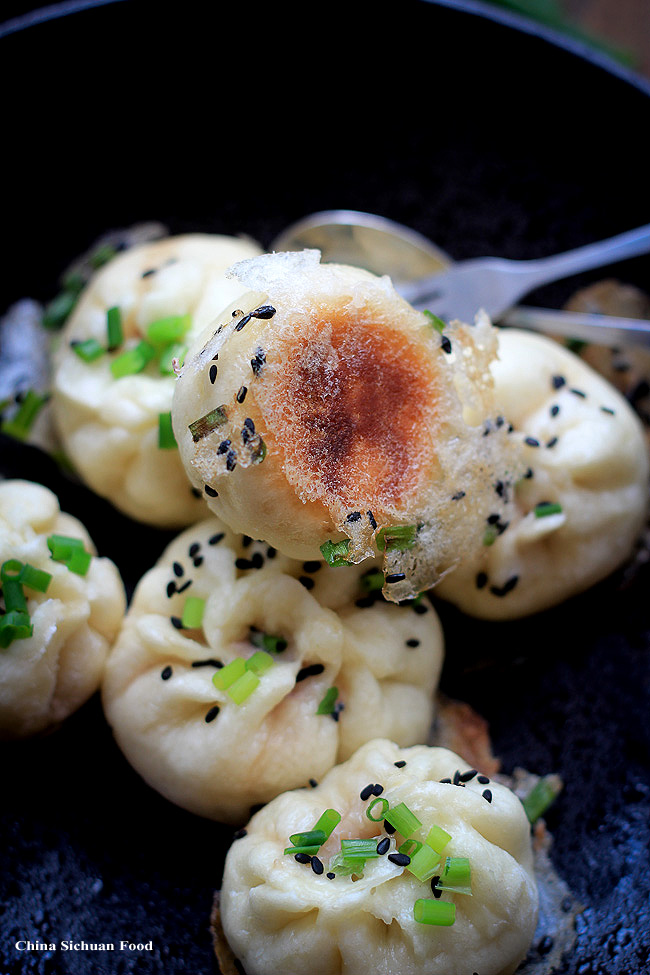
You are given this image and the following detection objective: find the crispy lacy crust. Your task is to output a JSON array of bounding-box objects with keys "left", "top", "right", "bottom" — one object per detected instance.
[
  {"left": 101, "top": 519, "right": 444, "bottom": 824},
  {"left": 0, "top": 479, "right": 126, "bottom": 739},
  {"left": 172, "top": 250, "right": 522, "bottom": 599},
  {"left": 219, "top": 738, "right": 538, "bottom": 975},
  {"left": 51, "top": 233, "right": 262, "bottom": 528},
  {"left": 435, "top": 328, "right": 650, "bottom": 619}
]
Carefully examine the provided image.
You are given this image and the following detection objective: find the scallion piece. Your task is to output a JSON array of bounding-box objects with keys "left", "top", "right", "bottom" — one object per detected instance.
[
  {"left": 366, "top": 797, "right": 390, "bottom": 822},
  {"left": 213, "top": 657, "right": 246, "bottom": 690},
  {"left": 375, "top": 524, "right": 417, "bottom": 552},
  {"left": 319, "top": 538, "right": 351, "bottom": 567},
  {"left": 384, "top": 802, "right": 422, "bottom": 838},
  {"left": 313, "top": 808, "right": 341, "bottom": 838},
  {"left": 46, "top": 534, "right": 92, "bottom": 576},
  {"left": 158, "top": 412, "right": 177, "bottom": 450},
  {"left": 64, "top": 548, "right": 92, "bottom": 576},
  {"left": 340, "top": 838, "right": 380, "bottom": 859},
  {"left": 1, "top": 560, "right": 28, "bottom": 613},
  {"left": 289, "top": 829, "right": 328, "bottom": 849},
  {"left": 146, "top": 314, "right": 192, "bottom": 346},
  {"left": 407, "top": 843, "right": 440, "bottom": 882},
  {"left": 483, "top": 525, "right": 498, "bottom": 546},
  {"left": 188, "top": 405, "right": 229, "bottom": 442},
  {"left": 0, "top": 610, "right": 33, "bottom": 648},
  {"left": 246, "top": 650, "right": 274, "bottom": 675},
  {"left": 181, "top": 596, "right": 205, "bottom": 630},
  {"left": 328, "top": 854, "right": 366, "bottom": 876},
  {"left": 425, "top": 824, "right": 452, "bottom": 855},
  {"left": 534, "top": 501, "right": 563, "bottom": 518},
  {"left": 413, "top": 899, "right": 456, "bottom": 926},
  {"left": 250, "top": 630, "right": 287, "bottom": 654},
  {"left": 110, "top": 341, "right": 156, "bottom": 378},
  {"left": 283, "top": 844, "right": 321, "bottom": 857},
  {"left": 423, "top": 309, "right": 446, "bottom": 334},
  {"left": 437, "top": 856, "right": 472, "bottom": 894},
  {"left": 71, "top": 337, "right": 105, "bottom": 363},
  {"left": 106, "top": 305, "right": 123, "bottom": 350},
  {"left": 316, "top": 686, "right": 339, "bottom": 715},
  {"left": 90, "top": 242, "right": 117, "bottom": 268},
  {"left": 159, "top": 342, "right": 188, "bottom": 375},
  {"left": 18, "top": 563, "right": 52, "bottom": 594},
  {"left": 43, "top": 290, "right": 77, "bottom": 329},
  {"left": 399, "top": 838, "right": 422, "bottom": 858},
  {"left": 1, "top": 390, "right": 48, "bottom": 442},
  {"left": 227, "top": 669, "right": 260, "bottom": 704},
  {"left": 359, "top": 570, "right": 385, "bottom": 593},
  {"left": 521, "top": 774, "right": 563, "bottom": 824}
]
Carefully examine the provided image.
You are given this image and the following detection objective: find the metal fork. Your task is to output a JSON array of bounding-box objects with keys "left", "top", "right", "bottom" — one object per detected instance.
[{"left": 396, "top": 223, "right": 650, "bottom": 332}]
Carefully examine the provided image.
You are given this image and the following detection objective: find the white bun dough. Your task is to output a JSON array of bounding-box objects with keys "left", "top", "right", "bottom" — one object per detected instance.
[
  {"left": 0, "top": 479, "right": 126, "bottom": 739},
  {"left": 172, "top": 250, "right": 522, "bottom": 601},
  {"left": 220, "top": 738, "right": 538, "bottom": 975},
  {"left": 51, "top": 233, "right": 262, "bottom": 528},
  {"left": 101, "top": 519, "right": 444, "bottom": 824},
  {"left": 435, "top": 328, "right": 650, "bottom": 619}
]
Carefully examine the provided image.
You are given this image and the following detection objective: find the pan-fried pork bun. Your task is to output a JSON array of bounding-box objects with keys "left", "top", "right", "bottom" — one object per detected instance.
[
  {"left": 172, "top": 250, "right": 522, "bottom": 601},
  {"left": 51, "top": 233, "right": 262, "bottom": 528},
  {"left": 0, "top": 479, "right": 126, "bottom": 739},
  {"left": 219, "top": 738, "right": 538, "bottom": 975},
  {"left": 435, "top": 328, "right": 649, "bottom": 619},
  {"left": 101, "top": 518, "right": 444, "bottom": 824}
]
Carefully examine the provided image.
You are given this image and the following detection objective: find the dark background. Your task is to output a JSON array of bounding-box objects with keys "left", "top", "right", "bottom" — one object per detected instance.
[{"left": 1, "top": 2, "right": 649, "bottom": 973}]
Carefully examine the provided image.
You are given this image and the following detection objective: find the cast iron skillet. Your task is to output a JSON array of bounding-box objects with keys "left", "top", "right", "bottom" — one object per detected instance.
[{"left": 1, "top": 2, "right": 649, "bottom": 973}]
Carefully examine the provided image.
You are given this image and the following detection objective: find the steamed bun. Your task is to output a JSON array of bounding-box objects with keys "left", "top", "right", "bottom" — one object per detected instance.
[
  {"left": 172, "top": 250, "right": 522, "bottom": 601},
  {"left": 219, "top": 738, "right": 538, "bottom": 975},
  {"left": 51, "top": 233, "right": 262, "bottom": 528},
  {"left": 435, "top": 328, "right": 649, "bottom": 618},
  {"left": 0, "top": 479, "right": 126, "bottom": 739},
  {"left": 101, "top": 518, "right": 444, "bottom": 823}
]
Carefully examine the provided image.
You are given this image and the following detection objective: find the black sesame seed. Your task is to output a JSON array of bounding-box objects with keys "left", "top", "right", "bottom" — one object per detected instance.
[
  {"left": 376, "top": 837, "right": 391, "bottom": 855},
  {"left": 537, "top": 935, "right": 554, "bottom": 955},
  {"left": 372, "top": 784, "right": 384, "bottom": 796},
  {"left": 311, "top": 856, "right": 324, "bottom": 875},
  {"left": 189, "top": 543, "right": 200, "bottom": 558},
  {"left": 451, "top": 490, "right": 466, "bottom": 500},
  {"left": 209, "top": 363, "right": 218, "bottom": 384},
  {"left": 205, "top": 705, "right": 220, "bottom": 723},
  {"left": 173, "top": 561, "right": 184, "bottom": 577},
  {"left": 243, "top": 417, "right": 255, "bottom": 433},
  {"left": 413, "top": 602, "right": 428, "bottom": 614},
  {"left": 487, "top": 513, "right": 501, "bottom": 525},
  {"left": 570, "top": 387, "right": 586, "bottom": 398},
  {"left": 476, "top": 571, "right": 488, "bottom": 589},
  {"left": 524, "top": 436, "right": 540, "bottom": 447},
  {"left": 204, "top": 485, "right": 218, "bottom": 497},
  {"left": 360, "top": 783, "right": 376, "bottom": 801},
  {"left": 166, "top": 581, "right": 176, "bottom": 598},
  {"left": 193, "top": 556, "right": 204, "bottom": 568},
  {"left": 477, "top": 774, "right": 490, "bottom": 784},
  {"left": 601, "top": 405, "right": 615, "bottom": 415},
  {"left": 489, "top": 575, "right": 519, "bottom": 597},
  {"left": 232, "top": 828, "right": 247, "bottom": 840},
  {"left": 250, "top": 552, "right": 264, "bottom": 569},
  {"left": 235, "top": 557, "right": 253, "bottom": 570},
  {"left": 170, "top": 616, "right": 183, "bottom": 629},
  {"left": 346, "top": 511, "right": 362, "bottom": 522},
  {"left": 394, "top": 760, "right": 407, "bottom": 768},
  {"left": 388, "top": 853, "right": 411, "bottom": 866},
  {"left": 385, "top": 572, "right": 406, "bottom": 584},
  {"left": 176, "top": 579, "right": 192, "bottom": 594},
  {"left": 430, "top": 875, "right": 440, "bottom": 892},
  {"left": 191, "top": 659, "right": 223, "bottom": 669},
  {"left": 439, "top": 778, "right": 452, "bottom": 784},
  {"left": 406, "top": 638, "right": 420, "bottom": 648},
  {"left": 161, "top": 665, "right": 173, "bottom": 680},
  {"left": 551, "top": 374, "right": 566, "bottom": 389},
  {"left": 546, "top": 436, "right": 558, "bottom": 448},
  {"left": 523, "top": 467, "right": 534, "bottom": 479},
  {"left": 550, "top": 404, "right": 560, "bottom": 417},
  {"left": 141, "top": 268, "right": 156, "bottom": 278},
  {"left": 234, "top": 312, "right": 252, "bottom": 332},
  {"left": 309, "top": 778, "right": 318, "bottom": 788},
  {"left": 302, "top": 561, "right": 322, "bottom": 573},
  {"left": 294, "top": 853, "right": 311, "bottom": 864},
  {"left": 384, "top": 821, "right": 396, "bottom": 834},
  {"left": 453, "top": 770, "right": 463, "bottom": 785},
  {"left": 326, "top": 872, "right": 336, "bottom": 879},
  {"left": 299, "top": 575, "right": 315, "bottom": 590},
  {"left": 296, "top": 664, "right": 325, "bottom": 683},
  {"left": 251, "top": 348, "right": 266, "bottom": 375},
  {"left": 440, "top": 335, "right": 452, "bottom": 354},
  {"left": 241, "top": 535, "right": 253, "bottom": 548},
  {"left": 266, "top": 546, "right": 277, "bottom": 559},
  {"left": 226, "top": 450, "right": 237, "bottom": 471},
  {"left": 459, "top": 769, "right": 478, "bottom": 782},
  {"left": 367, "top": 510, "right": 378, "bottom": 529},
  {"left": 236, "top": 385, "right": 248, "bottom": 403},
  {"left": 482, "top": 789, "right": 493, "bottom": 803},
  {"left": 251, "top": 304, "right": 276, "bottom": 320}
]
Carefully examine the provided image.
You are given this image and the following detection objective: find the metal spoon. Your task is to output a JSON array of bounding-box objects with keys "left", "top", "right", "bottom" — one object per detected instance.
[{"left": 271, "top": 210, "right": 650, "bottom": 346}]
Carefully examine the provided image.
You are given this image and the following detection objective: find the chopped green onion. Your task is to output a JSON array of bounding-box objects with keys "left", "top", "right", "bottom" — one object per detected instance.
[
  {"left": 213, "top": 657, "right": 246, "bottom": 690},
  {"left": 283, "top": 843, "right": 322, "bottom": 857},
  {"left": 407, "top": 843, "right": 440, "bottom": 882},
  {"left": 159, "top": 342, "right": 188, "bottom": 375},
  {"left": 43, "top": 290, "right": 78, "bottom": 329},
  {"left": 340, "top": 838, "right": 380, "bottom": 859},
  {"left": 61, "top": 269, "right": 86, "bottom": 295},
  {"left": 289, "top": 829, "right": 328, "bottom": 849},
  {"left": 250, "top": 630, "right": 287, "bottom": 654},
  {"left": 425, "top": 824, "right": 452, "bottom": 855},
  {"left": 359, "top": 570, "right": 385, "bottom": 593},
  {"left": 0, "top": 610, "right": 33, "bottom": 648},
  {"left": 375, "top": 524, "right": 417, "bottom": 552},
  {"left": 437, "top": 856, "right": 472, "bottom": 895},
  {"left": 521, "top": 774, "right": 563, "bottom": 824},
  {"left": 328, "top": 854, "right": 366, "bottom": 876},
  {"left": 316, "top": 686, "right": 339, "bottom": 715},
  {"left": 110, "top": 341, "right": 156, "bottom": 378},
  {"left": 188, "top": 405, "right": 229, "bottom": 442},
  {"left": 534, "top": 501, "right": 563, "bottom": 518},
  {"left": 90, "top": 242, "right": 117, "bottom": 268},
  {"left": 71, "top": 338, "right": 105, "bottom": 363},
  {"left": 46, "top": 534, "right": 92, "bottom": 576},
  {"left": 399, "top": 838, "right": 422, "bottom": 858},
  {"left": 320, "top": 538, "right": 351, "bottom": 567},
  {"left": 18, "top": 563, "right": 52, "bottom": 594},
  {"left": 64, "top": 548, "right": 92, "bottom": 576},
  {"left": 249, "top": 435, "right": 267, "bottom": 464},
  {"left": 181, "top": 596, "right": 205, "bottom": 630},
  {"left": 146, "top": 314, "right": 192, "bottom": 346},
  {"left": 366, "top": 797, "right": 390, "bottom": 822},
  {"left": 423, "top": 309, "right": 446, "bottom": 334},
  {"left": 384, "top": 802, "right": 422, "bottom": 838},
  {"left": 313, "top": 808, "right": 341, "bottom": 838},
  {"left": 1, "top": 390, "right": 48, "bottom": 442},
  {"left": 227, "top": 669, "right": 260, "bottom": 704},
  {"left": 1, "top": 560, "right": 27, "bottom": 613},
  {"left": 483, "top": 525, "right": 498, "bottom": 546},
  {"left": 246, "top": 650, "right": 274, "bottom": 675},
  {"left": 158, "top": 412, "right": 177, "bottom": 450},
  {"left": 413, "top": 899, "right": 456, "bottom": 926},
  {"left": 106, "top": 305, "right": 123, "bottom": 350}
]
